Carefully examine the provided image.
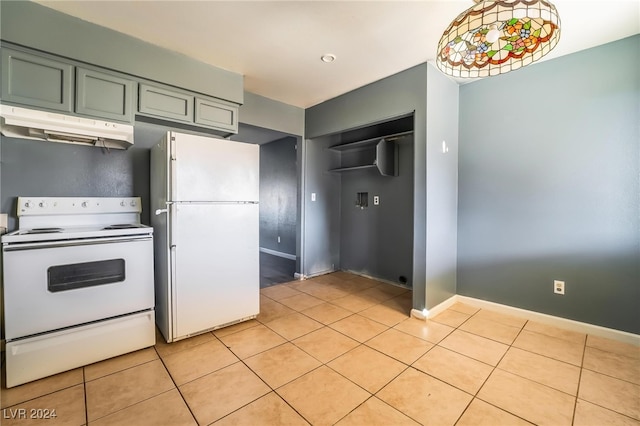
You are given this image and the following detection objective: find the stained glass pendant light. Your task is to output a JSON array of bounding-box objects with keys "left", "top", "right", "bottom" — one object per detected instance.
[{"left": 436, "top": 0, "right": 561, "bottom": 78}]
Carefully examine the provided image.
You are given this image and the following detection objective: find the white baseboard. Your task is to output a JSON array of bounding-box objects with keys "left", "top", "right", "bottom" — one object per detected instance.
[
  {"left": 411, "top": 294, "right": 458, "bottom": 320},
  {"left": 412, "top": 295, "right": 640, "bottom": 347},
  {"left": 303, "top": 269, "right": 336, "bottom": 279},
  {"left": 259, "top": 247, "right": 296, "bottom": 260},
  {"left": 342, "top": 269, "right": 411, "bottom": 290}
]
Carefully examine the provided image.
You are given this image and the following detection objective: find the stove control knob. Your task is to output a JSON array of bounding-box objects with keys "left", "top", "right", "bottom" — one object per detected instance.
[
  {"left": 82, "top": 201, "right": 89, "bottom": 208},
  {"left": 24, "top": 201, "right": 33, "bottom": 208},
  {"left": 38, "top": 201, "right": 48, "bottom": 208},
  {"left": 120, "top": 200, "right": 126, "bottom": 207},
  {"left": 130, "top": 200, "right": 137, "bottom": 207}
]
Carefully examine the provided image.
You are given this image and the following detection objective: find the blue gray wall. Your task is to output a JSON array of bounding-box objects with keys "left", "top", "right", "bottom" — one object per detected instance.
[
  {"left": 260, "top": 137, "right": 297, "bottom": 256},
  {"left": 425, "top": 66, "right": 459, "bottom": 309},
  {"left": 305, "top": 63, "right": 459, "bottom": 311},
  {"left": 305, "top": 64, "right": 427, "bottom": 304},
  {"left": 0, "top": 135, "right": 152, "bottom": 229},
  {"left": 457, "top": 35, "right": 640, "bottom": 334},
  {"left": 339, "top": 135, "right": 414, "bottom": 285},
  {"left": 301, "top": 135, "right": 342, "bottom": 275},
  {"left": 240, "top": 92, "right": 304, "bottom": 137}
]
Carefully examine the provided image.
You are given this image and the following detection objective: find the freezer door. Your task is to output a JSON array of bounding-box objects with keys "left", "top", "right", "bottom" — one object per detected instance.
[
  {"left": 171, "top": 203, "right": 259, "bottom": 339},
  {"left": 170, "top": 132, "right": 259, "bottom": 202}
]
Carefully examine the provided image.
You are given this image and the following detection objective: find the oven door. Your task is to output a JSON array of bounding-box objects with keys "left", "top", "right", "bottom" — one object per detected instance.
[{"left": 2, "top": 235, "right": 154, "bottom": 340}]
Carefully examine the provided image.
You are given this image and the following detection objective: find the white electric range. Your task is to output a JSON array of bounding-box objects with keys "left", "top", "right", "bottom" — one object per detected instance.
[{"left": 1, "top": 197, "right": 155, "bottom": 388}]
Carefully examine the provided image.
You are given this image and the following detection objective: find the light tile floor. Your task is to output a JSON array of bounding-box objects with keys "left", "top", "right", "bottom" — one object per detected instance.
[{"left": 2, "top": 272, "right": 639, "bottom": 425}]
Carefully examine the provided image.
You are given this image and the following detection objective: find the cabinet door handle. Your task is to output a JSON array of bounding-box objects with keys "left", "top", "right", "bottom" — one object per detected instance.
[{"left": 155, "top": 208, "right": 168, "bottom": 215}]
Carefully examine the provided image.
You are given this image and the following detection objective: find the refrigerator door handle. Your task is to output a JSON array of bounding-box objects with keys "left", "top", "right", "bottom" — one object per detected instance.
[{"left": 155, "top": 201, "right": 173, "bottom": 216}]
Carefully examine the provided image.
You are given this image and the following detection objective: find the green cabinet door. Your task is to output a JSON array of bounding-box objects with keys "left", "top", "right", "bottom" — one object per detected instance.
[
  {"left": 194, "top": 97, "right": 238, "bottom": 133},
  {"left": 138, "top": 84, "right": 193, "bottom": 123},
  {"left": 76, "top": 68, "right": 135, "bottom": 123},
  {"left": 1, "top": 48, "right": 73, "bottom": 112}
]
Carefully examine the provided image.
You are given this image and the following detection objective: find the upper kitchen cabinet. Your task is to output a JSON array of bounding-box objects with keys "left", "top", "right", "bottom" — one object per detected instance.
[
  {"left": 2, "top": 2, "right": 244, "bottom": 132},
  {"left": 1, "top": 48, "right": 73, "bottom": 113},
  {"left": 75, "top": 68, "right": 135, "bottom": 123},
  {"left": 138, "top": 83, "right": 238, "bottom": 133},
  {"left": 194, "top": 97, "right": 238, "bottom": 133},
  {"left": 139, "top": 84, "right": 193, "bottom": 123},
  {"left": 1, "top": 45, "right": 136, "bottom": 123}
]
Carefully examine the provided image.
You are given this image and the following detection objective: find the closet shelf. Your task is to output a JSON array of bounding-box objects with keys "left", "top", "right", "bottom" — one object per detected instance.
[
  {"left": 328, "top": 130, "right": 411, "bottom": 177},
  {"left": 328, "top": 130, "right": 413, "bottom": 152},
  {"left": 329, "top": 164, "right": 377, "bottom": 173}
]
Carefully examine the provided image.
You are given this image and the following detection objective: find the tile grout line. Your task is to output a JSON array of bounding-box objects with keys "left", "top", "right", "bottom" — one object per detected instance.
[
  {"left": 452, "top": 311, "right": 532, "bottom": 425},
  {"left": 83, "top": 348, "right": 197, "bottom": 424},
  {"left": 212, "top": 356, "right": 293, "bottom": 425},
  {"left": 430, "top": 305, "right": 637, "bottom": 425},
  {"left": 571, "top": 334, "right": 589, "bottom": 426},
  {"left": 214, "top": 309, "right": 333, "bottom": 425},
  {"left": 231, "top": 336, "right": 340, "bottom": 425},
  {"left": 571, "top": 336, "right": 640, "bottom": 423},
  {"left": 255, "top": 278, "right": 414, "bottom": 424},
  {"left": 389, "top": 309, "right": 484, "bottom": 426},
  {"left": 153, "top": 343, "right": 199, "bottom": 425},
  {"left": 83, "top": 366, "right": 88, "bottom": 426},
  {"left": 331, "top": 362, "right": 415, "bottom": 425},
  {"left": 156, "top": 333, "right": 266, "bottom": 424},
  {"left": 322, "top": 302, "right": 533, "bottom": 425},
  {"left": 1, "top": 374, "right": 85, "bottom": 412},
  {"left": 472, "top": 314, "right": 588, "bottom": 425},
  {"left": 444, "top": 309, "right": 497, "bottom": 425},
  {"left": 578, "top": 348, "right": 640, "bottom": 386},
  {"left": 408, "top": 309, "right": 482, "bottom": 425}
]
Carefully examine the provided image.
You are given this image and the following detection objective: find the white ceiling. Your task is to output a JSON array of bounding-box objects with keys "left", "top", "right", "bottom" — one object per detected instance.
[{"left": 35, "top": 0, "right": 640, "bottom": 108}]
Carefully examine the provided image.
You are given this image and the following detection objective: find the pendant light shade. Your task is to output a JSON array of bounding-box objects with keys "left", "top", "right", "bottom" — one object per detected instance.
[{"left": 436, "top": 0, "right": 561, "bottom": 78}]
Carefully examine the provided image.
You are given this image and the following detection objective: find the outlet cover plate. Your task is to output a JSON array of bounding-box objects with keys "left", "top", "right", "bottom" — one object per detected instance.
[{"left": 554, "top": 280, "right": 565, "bottom": 295}]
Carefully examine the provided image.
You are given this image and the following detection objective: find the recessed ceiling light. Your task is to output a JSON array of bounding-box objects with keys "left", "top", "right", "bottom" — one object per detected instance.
[{"left": 321, "top": 54, "right": 336, "bottom": 63}]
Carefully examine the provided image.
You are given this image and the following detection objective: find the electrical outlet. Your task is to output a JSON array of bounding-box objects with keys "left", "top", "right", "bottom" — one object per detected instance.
[
  {"left": 373, "top": 195, "right": 380, "bottom": 205},
  {"left": 554, "top": 280, "right": 565, "bottom": 295}
]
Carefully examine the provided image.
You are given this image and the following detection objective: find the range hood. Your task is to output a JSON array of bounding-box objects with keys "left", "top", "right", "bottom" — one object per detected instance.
[{"left": 0, "top": 105, "right": 134, "bottom": 150}]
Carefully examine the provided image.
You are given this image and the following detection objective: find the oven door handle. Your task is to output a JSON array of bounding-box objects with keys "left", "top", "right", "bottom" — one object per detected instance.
[{"left": 3, "top": 237, "right": 152, "bottom": 251}]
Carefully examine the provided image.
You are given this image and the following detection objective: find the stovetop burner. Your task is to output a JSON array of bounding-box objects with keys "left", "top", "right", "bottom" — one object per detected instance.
[
  {"left": 102, "top": 224, "right": 142, "bottom": 230},
  {"left": 26, "top": 227, "right": 63, "bottom": 234}
]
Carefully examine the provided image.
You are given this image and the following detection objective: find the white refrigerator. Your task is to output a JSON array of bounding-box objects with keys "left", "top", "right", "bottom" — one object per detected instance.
[{"left": 151, "top": 131, "right": 259, "bottom": 342}]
